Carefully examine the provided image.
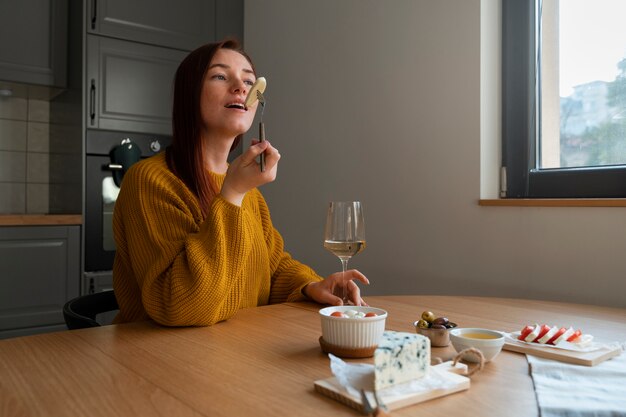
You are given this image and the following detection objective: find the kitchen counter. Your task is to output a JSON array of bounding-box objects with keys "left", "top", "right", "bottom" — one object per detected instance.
[{"left": 0, "top": 215, "right": 82, "bottom": 226}]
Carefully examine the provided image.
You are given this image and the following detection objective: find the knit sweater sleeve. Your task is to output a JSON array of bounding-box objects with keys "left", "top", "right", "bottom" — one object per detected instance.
[{"left": 113, "top": 159, "right": 259, "bottom": 327}]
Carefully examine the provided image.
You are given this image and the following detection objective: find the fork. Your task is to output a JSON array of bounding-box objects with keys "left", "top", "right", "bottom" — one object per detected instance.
[
  {"left": 359, "top": 389, "right": 390, "bottom": 416},
  {"left": 256, "top": 90, "right": 266, "bottom": 172}
]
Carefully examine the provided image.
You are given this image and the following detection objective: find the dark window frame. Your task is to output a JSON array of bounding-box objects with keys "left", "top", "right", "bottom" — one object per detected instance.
[{"left": 502, "top": 0, "right": 626, "bottom": 198}]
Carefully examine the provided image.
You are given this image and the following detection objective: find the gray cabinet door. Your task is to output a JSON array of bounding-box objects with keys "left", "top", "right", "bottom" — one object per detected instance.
[
  {"left": 87, "top": 0, "right": 216, "bottom": 51},
  {"left": 0, "top": 0, "right": 67, "bottom": 87},
  {"left": 0, "top": 226, "right": 80, "bottom": 339},
  {"left": 87, "top": 35, "right": 187, "bottom": 135}
]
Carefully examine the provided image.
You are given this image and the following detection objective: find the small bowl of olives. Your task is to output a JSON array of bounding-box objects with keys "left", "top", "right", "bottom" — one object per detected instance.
[{"left": 413, "top": 311, "right": 457, "bottom": 347}]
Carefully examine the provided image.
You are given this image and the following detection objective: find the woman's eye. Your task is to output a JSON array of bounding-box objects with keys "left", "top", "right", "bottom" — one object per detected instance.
[
  {"left": 212, "top": 74, "right": 226, "bottom": 80},
  {"left": 245, "top": 80, "right": 255, "bottom": 86}
]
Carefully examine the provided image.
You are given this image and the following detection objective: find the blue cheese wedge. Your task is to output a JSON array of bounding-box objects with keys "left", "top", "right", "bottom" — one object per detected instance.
[{"left": 374, "top": 331, "right": 430, "bottom": 390}]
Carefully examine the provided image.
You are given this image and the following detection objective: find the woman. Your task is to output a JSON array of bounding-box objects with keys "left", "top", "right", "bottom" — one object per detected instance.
[{"left": 112, "top": 39, "right": 368, "bottom": 326}]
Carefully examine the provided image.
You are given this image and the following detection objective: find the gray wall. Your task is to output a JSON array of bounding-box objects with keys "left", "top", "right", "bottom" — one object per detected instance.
[{"left": 244, "top": 0, "right": 626, "bottom": 308}]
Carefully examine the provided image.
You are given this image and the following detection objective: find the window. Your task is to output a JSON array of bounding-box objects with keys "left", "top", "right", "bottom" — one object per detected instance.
[{"left": 502, "top": 0, "right": 626, "bottom": 198}]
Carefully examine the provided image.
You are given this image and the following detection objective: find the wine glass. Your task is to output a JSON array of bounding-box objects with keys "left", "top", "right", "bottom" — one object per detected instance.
[{"left": 324, "top": 201, "right": 366, "bottom": 304}]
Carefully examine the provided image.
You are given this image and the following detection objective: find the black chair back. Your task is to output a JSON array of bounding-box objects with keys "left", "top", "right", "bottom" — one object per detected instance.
[{"left": 63, "top": 290, "right": 119, "bottom": 329}]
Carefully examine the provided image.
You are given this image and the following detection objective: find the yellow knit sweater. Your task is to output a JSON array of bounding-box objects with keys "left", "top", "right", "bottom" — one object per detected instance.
[{"left": 112, "top": 152, "right": 323, "bottom": 326}]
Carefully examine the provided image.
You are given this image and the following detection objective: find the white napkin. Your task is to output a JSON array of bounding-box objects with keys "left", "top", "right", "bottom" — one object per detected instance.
[
  {"left": 527, "top": 343, "right": 626, "bottom": 417},
  {"left": 328, "top": 354, "right": 460, "bottom": 399},
  {"left": 329, "top": 353, "right": 375, "bottom": 396},
  {"left": 102, "top": 177, "right": 120, "bottom": 204}
]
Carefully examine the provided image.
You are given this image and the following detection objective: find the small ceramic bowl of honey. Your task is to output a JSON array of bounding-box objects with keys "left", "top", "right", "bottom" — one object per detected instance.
[{"left": 450, "top": 328, "right": 505, "bottom": 362}]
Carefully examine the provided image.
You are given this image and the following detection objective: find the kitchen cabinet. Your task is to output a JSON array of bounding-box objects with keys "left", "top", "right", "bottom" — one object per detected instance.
[
  {"left": 0, "top": 0, "right": 67, "bottom": 87},
  {"left": 87, "top": 0, "right": 243, "bottom": 51},
  {"left": 87, "top": 0, "right": 216, "bottom": 51},
  {"left": 83, "top": 0, "right": 243, "bottom": 136},
  {"left": 86, "top": 35, "right": 187, "bottom": 135},
  {"left": 0, "top": 225, "right": 80, "bottom": 339}
]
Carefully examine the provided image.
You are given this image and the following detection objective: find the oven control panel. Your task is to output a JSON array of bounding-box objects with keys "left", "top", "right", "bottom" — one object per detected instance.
[{"left": 86, "top": 129, "right": 171, "bottom": 157}]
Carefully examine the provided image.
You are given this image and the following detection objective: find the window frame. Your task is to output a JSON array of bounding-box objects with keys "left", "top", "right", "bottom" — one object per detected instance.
[{"left": 502, "top": 0, "right": 626, "bottom": 198}]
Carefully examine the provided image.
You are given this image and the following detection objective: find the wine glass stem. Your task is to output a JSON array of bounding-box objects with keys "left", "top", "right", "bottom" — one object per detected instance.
[{"left": 340, "top": 258, "right": 349, "bottom": 304}]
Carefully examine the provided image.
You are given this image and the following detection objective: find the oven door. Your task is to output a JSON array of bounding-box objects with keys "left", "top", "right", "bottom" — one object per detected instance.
[{"left": 85, "top": 155, "right": 118, "bottom": 271}]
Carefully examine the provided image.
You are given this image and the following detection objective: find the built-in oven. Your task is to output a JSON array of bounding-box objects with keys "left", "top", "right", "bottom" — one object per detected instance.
[{"left": 84, "top": 129, "right": 171, "bottom": 295}]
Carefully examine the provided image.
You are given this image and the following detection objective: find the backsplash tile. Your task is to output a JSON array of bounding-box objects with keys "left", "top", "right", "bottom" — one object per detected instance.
[
  {"left": 0, "top": 183, "right": 26, "bottom": 213},
  {"left": 49, "top": 183, "right": 81, "bottom": 214},
  {"left": 26, "top": 183, "right": 49, "bottom": 214},
  {"left": 0, "top": 95, "right": 72, "bottom": 214},
  {"left": 0, "top": 119, "right": 27, "bottom": 151},
  {"left": 49, "top": 153, "right": 80, "bottom": 184},
  {"left": 27, "top": 122, "right": 50, "bottom": 152},
  {"left": 26, "top": 153, "right": 49, "bottom": 183},
  {"left": 49, "top": 123, "right": 81, "bottom": 154},
  {"left": 0, "top": 97, "right": 27, "bottom": 120},
  {"left": 28, "top": 100, "right": 50, "bottom": 123},
  {"left": 0, "top": 151, "right": 26, "bottom": 182}
]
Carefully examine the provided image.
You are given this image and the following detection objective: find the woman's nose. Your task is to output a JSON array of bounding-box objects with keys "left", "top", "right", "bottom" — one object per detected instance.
[{"left": 233, "top": 80, "right": 247, "bottom": 95}]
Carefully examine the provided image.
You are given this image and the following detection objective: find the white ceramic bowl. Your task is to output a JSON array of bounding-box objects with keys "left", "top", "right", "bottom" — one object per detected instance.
[
  {"left": 319, "top": 306, "right": 387, "bottom": 349},
  {"left": 450, "top": 328, "right": 505, "bottom": 362}
]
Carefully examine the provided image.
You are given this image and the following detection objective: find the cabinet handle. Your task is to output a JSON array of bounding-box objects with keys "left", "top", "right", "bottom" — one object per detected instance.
[
  {"left": 91, "top": 0, "right": 97, "bottom": 30},
  {"left": 90, "top": 80, "right": 96, "bottom": 125}
]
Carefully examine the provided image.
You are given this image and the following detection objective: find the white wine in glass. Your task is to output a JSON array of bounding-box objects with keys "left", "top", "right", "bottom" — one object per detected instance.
[{"left": 324, "top": 201, "right": 366, "bottom": 304}]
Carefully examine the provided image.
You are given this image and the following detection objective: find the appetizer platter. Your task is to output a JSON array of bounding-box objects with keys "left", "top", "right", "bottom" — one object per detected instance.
[
  {"left": 314, "top": 329, "right": 471, "bottom": 413},
  {"left": 314, "top": 359, "right": 470, "bottom": 412},
  {"left": 502, "top": 324, "right": 623, "bottom": 366},
  {"left": 516, "top": 324, "right": 590, "bottom": 346}
]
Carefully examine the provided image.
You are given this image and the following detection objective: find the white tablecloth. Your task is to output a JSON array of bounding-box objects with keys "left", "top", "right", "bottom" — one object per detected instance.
[{"left": 527, "top": 343, "right": 626, "bottom": 417}]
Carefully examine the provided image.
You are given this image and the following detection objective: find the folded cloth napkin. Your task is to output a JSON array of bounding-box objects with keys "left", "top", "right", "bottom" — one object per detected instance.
[
  {"left": 527, "top": 343, "right": 626, "bottom": 417},
  {"left": 328, "top": 353, "right": 460, "bottom": 399}
]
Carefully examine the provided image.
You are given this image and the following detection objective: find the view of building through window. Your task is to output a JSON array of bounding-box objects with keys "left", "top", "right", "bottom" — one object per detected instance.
[{"left": 540, "top": 0, "right": 626, "bottom": 169}]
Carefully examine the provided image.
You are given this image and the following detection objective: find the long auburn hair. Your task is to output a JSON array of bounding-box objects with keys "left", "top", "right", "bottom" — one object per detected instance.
[{"left": 166, "top": 39, "right": 256, "bottom": 216}]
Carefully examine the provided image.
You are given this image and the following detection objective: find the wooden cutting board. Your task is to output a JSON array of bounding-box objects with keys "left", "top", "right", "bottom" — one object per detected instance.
[
  {"left": 503, "top": 338, "right": 623, "bottom": 366},
  {"left": 314, "top": 361, "right": 470, "bottom": 413}
]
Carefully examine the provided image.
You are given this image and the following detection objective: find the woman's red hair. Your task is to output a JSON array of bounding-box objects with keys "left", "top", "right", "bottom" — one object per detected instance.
[{"left": 166, "top": 39, "right": 256, "bottom": 216}]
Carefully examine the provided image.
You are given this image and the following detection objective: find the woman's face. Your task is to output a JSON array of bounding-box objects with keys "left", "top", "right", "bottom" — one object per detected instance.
[{"left": 200, "top": 48, "right": 257, "bottom": 140}]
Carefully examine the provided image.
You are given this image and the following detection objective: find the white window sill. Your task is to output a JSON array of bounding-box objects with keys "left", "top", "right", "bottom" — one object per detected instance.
[{"left": 479, "top": 199, "right": 626, "bottom": 207}]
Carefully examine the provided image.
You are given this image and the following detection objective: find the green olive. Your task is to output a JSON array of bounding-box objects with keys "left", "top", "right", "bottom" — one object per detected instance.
[
  {"left": 421, "top": 311, "right": 436, "bottom": 323},
  {"left": 416, "top": 319, "right": 430, "bottom": 329}
]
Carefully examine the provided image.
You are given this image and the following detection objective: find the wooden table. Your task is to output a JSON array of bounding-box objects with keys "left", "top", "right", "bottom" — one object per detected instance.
[{"left": 1, "top": 295, "right": 625, "bottom": 417}]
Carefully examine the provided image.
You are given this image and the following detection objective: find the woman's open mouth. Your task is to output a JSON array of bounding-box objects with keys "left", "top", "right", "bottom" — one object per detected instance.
[{"left": 225, "top": 102, "right": 247, "bottom": 111}]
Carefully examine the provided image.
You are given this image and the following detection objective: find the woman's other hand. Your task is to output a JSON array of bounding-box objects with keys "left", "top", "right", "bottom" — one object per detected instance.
[
  {"left": 304, "top": 269, "right": 370, "bottom": 306},
  {"left": 221, "top": 139, "right": 280, "bottom": 205}
]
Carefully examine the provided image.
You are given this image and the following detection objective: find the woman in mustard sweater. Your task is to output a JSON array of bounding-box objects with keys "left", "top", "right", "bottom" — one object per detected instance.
[{"left": 112, "top": 39, "right": 369, "bottom": 326}]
